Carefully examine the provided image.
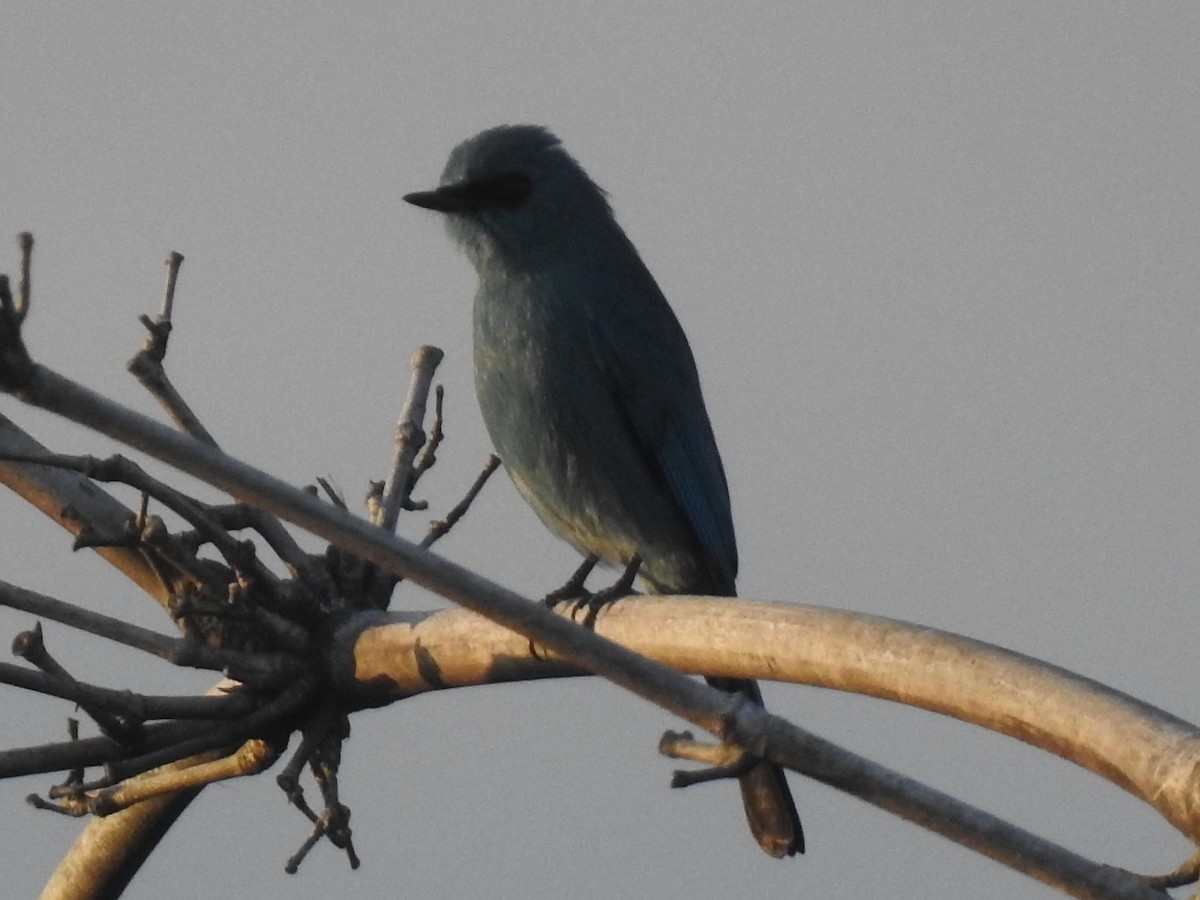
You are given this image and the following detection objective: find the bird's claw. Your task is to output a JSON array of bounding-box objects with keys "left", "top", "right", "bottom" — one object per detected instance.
[
  {"left": 569, "top": 554, "right": 641, "bottom": 627},
  {"left": 542, "top": 554, "right": 599, "bottom": 608}
]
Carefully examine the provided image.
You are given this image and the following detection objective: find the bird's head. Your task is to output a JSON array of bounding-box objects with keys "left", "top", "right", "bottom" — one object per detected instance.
[{"left": 404, "top": 125, "right": 612, "bottom": 268}]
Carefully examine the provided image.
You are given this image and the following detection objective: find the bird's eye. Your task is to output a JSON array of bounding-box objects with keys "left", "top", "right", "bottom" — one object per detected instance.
[{"left": 472, "top": 171, "right": 532, "bottom": 209}]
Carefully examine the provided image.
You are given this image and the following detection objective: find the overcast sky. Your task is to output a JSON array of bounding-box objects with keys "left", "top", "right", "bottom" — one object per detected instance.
[{"left": 2, "top": 4, "right": 1199, "bottom": 898}]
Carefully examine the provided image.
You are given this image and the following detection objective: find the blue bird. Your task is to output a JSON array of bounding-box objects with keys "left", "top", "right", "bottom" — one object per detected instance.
[{"left": 404, "top": 125, "right": 802, "bottom": 858}]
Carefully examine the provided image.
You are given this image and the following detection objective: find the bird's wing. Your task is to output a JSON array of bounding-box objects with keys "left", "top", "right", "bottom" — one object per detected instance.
[{"left": 588, "top": 258, "right": 738, "bottom": 592}]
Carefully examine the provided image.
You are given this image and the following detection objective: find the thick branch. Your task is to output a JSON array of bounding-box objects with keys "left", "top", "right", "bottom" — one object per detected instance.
[
  {"left": 333, "top": 603, "right": 1170, "bottom": 899},
  {"left": 0, "top": 357, "right": 1184, "bottom": 899},
  {"left": 336, "top": 599, "right": 1200, "bottom": 843},
  {"left": 0, "top": 414, "right": 168, "bottom": 606},
  {"left": 32, "top": 679, "right": 250, "bottom": 900},
  {"left": 38, "top": 757, "right": 213, "bottom": 900}
]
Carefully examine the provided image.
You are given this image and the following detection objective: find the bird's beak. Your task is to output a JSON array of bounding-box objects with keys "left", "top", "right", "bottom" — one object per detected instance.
[
  {"left": 403, "top": 186, "right": 472, "bottom": 213},
  {"left": 404, "top": 172, "right": 532, "bottom": 214}
]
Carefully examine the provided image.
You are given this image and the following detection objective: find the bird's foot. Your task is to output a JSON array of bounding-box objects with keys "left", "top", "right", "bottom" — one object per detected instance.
[
  {"left": 572, "top": 555, "right": 641, "bottom": 628},
  {"left": 531, "top": 555, "right": 602, "bottom": 658},
  {"left": 542, "top": 554, "right": 599, "bottom": 609}
]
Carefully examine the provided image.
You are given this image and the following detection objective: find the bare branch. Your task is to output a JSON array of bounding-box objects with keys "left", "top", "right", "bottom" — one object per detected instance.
[
  {"left": 659, "top": 729, "right": 749, "bottom": 768},
  {"left": 0, "top": 273, "right": 1185, "bottom": 899},
  {"left": 376, "top": 344, "right": 443, "bottom": 533},
  {"left": 1139, "top": 849, "right": 1200, "bottom": 890},
  {"left": 423, "top": 453, "right": 500, "bottom": 549},
  {"left": 80, "top": 740, "right": 278, "bottom": 816},
  {"left": 0, "top": 272, "right": 34, "bottom": 388},
  {"left": 123, "top": 252, "right": 312, "bottom": 585},
  {"left": 2, "top": 358, "right": 1175, "bottom": 897},
  {"left": 126, "top": 251, "right": 221, "bottom": 444},
  {"left": 217, "top": 503, "right": 316, "bottom": 575},
  {"left": 0, "top": 579, "right": 306, "bottom": 686},
  {"left": 16, "top": 232, "right": 32, "bottom": 323},
  {"left": 12, "top": 624, "right": 141, "bottom": 740},
  {"left": 1, "top": 721, "right": 216, "bottom": 779},
  {"left": 334, "top": 599, "right": 1198, "bottom": 899},
  {"left": 38, "top": 759, "right": 210, "bottom": 900},
  {"left": 334, "top": 597, "right": 1200, "bottom": 842},
  {"left": 0, "top": 414, "right": 170, "bottom": 605},
  {"left": 0, "top": 579, "right": 180, "bottom": 658},
  {"left": 362, "top": 345, "right": 445, "bottom": 608},
  {"left": 411, "top": 383, "right": 445, "bottom": 479},
  {"left": 76, "top": 677, "right": 307, "bottom": 792},
  {"left": 0, "top": 662, "right": 257, "bottom": 725},
  {"left": 0, "top": 451, "right": 279, "bottom": 592}
]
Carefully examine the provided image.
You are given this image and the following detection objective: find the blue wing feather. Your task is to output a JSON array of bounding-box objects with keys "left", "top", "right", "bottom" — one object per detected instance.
[{"left": 587, "top": 253, "right": 738, "bottom": 593}]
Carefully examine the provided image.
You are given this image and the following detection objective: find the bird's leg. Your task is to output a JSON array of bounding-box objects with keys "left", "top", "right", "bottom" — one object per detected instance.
[
  {"left": 531, "top": 554, "right": 600, "bottom": 660},
  {"left": 542, "top": 554, "right": 599, "bottom": 608},
  {"left": 577, "top": 554, "right": 641, "bottom": 627}
]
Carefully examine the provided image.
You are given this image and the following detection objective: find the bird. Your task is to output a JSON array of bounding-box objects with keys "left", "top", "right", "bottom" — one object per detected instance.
[{"left": 404, "top": 124, "right": 803, "bottom": 858}]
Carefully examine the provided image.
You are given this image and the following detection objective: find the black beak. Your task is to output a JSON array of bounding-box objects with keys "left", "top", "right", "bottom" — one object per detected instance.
[
  {"left": 403, "top": 172, "right": 532, "bottom": 214},
  {"left": 403, "top": 186, "right": 472, "bottom": 213}
]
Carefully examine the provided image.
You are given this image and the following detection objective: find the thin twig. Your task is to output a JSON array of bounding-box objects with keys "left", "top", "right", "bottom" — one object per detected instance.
[
  {"left": 127, "top": 251, "right": 220, "bottom": 444},
  {"left": 207, "top": 503, "right": 316, "bottom": 576},
  {"left": 1134, "top": 848, "right": 1200, "bottom": 889},
  {"left": 160, "top": 251, "right": 182, "bottom": 324},
  {"left": 0, "top": 579, "right": 182, "bottom": 659},
  {"left": 422, "top": 453, "right": 501, "bottom": 549},
  {"left": 86, "top": 739, "right": 278, "bottom": 816},
  {"left": 0, "top": 413, "right": 171, "bottom": 604},
  {"left": 0, "top": 288, "right": 1174, "bottom": 897},
  {"left": 659, "top": 729, "right": 752, "bottom": 767},
  {"left": 276, "top": 703, "right": 339, "bottom": 814},
  {"left": 65, "top": 719, "right": 84, "bottom": 786},
  {"left": 411, "top": 383, "right": 445, "bottom": 481},
  {"left": 316, "top": 477, "right": 346, "bottom": 509},
  {"left": 376, "top": 345, "right": 443, "bottom": 533},
  {"left": 124, "top": 253, "right": 309, "bottom": 583},
  {"left": 16, "top": 232, "right": 32, "bottom": 323},
  {"left": 1, "top": 451, "right": 280, "bottom": 596},
  {"left": 0, "top": 578, "right": 303, "bottom": 681},
  {"left": 85, "top": 678, "right": 310, "bottom": 792},
  {"left": 12, "top": 624, "right": 136, "bottom": 741},
  {"left": 1, "top": 720, "right": 217, "bottom": 778},
  {"left": 0, "top": 273, "right": 35, "bottom": 389},
  {"left": 287, "top": 711, "right": 357, "bottom": 873},
  {"left": 658, "top": 727, "right": 757, "bottom": 787},
  {"left": 0, "top": 661, "right": 257, "bottom": 722}
]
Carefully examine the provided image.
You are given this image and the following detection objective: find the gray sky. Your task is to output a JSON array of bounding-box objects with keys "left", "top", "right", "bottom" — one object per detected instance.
[{"left": 2, "top": 4, "right": 1199, "bottom": 898}]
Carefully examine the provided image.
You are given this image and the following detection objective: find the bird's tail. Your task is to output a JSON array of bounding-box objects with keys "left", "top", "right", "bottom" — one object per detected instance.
[{"left": 705, "top": 676, "right": 804, "bottom": 858}]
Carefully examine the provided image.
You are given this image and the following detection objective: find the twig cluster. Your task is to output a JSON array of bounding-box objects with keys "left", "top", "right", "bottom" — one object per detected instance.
[
  {"left": 0, "top": 235, "right": 498, "bottom": 873},
  {"left": 0, "top": 235, "right": 1190, "bottom": 899}
]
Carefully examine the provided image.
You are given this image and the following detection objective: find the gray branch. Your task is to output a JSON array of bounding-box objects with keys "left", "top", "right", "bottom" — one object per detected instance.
[{"left": 3, "top": 355, "right": 1174, "bottom": 899}]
